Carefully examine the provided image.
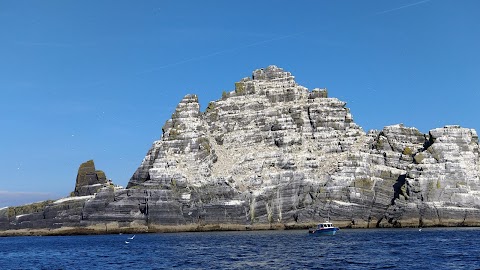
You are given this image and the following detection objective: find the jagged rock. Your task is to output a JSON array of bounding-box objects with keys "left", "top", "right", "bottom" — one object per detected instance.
[
  {"left": 405, "top": 126, "right": 480, "bottom": 212},
  {"left": 121, "top": 65, "right": 480, "bottom": 229},
  {"left": 73, "top": 160, "right": 108, "bottom": 196},
  {"left": 1, "top": 65, "right": 480, "bottom": 235},
  {"left": 128, "top": 94, "right": 216, "bottom": 189}
]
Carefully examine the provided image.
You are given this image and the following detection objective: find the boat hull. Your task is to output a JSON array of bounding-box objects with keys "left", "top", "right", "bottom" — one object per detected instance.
[{"left": 308, "top": 227, "right": 339, "bottom": 236}]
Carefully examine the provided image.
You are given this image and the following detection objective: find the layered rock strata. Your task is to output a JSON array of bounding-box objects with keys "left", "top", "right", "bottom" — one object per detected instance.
[{"left": 1, "top": 65, "right": 479, "bottom": 235}]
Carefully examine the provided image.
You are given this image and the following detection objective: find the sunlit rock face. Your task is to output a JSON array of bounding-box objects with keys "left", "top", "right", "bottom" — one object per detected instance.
[
  {"left": 2, "top": 66, "right": 480, "bottom": 233},
  {"left": 128, "top": 94, "right": 216, "bottom": 189},
  {"left": 120, "top": 65, "right": 480, "bottom": 228},
  {"left": 399, "top": 126, "right": 480, "bottom": 226}
]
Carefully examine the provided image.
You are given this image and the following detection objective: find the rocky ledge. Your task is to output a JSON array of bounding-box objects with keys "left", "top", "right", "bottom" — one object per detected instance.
[{"left": 1, "top": 65, "right": 479, "bottom": 236}]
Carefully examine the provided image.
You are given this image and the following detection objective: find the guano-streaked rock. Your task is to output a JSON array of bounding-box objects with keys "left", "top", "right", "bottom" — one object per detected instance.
[{"left": 1, "top": 65, "right": 479, "bottom": 235}]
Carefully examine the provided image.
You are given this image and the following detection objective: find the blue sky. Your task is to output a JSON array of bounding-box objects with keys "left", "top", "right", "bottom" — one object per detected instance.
[{"left": 1, "top": 0, "right": 479, "bottom": 207}]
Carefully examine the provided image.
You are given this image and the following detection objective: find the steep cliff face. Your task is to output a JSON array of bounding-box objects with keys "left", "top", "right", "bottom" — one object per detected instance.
[
  {"left": 1, "top": 66, "right": 479, "bottom": 234},
  {"left": 128, "top": 94, "right": 216, "bottom": 189},
  {"left": 121, "top": 65, "right": 480, "bottom": 228}
]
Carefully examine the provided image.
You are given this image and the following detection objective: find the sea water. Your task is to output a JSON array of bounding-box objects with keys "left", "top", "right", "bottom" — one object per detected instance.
[{"left": 0, "top": 228, "right": 479, "bottom": 269}]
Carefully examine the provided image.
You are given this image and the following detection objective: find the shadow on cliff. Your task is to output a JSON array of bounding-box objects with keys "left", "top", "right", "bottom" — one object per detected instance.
[{"left": 391, "top": 174, "right": 407, "bottom": 205}]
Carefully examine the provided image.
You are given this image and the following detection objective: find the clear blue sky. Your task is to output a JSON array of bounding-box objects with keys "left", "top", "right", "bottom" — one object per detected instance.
[{"left": 1, "top": 0, "right": 479, "bottom": 207}]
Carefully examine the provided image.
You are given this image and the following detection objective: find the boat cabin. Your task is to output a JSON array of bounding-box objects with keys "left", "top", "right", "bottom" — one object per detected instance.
[
  {"left": 317, "top": 222, "right": 334, "bottom": 229},
  {"left": 309, "top": 221, "right": 339, "bottom": 235}
]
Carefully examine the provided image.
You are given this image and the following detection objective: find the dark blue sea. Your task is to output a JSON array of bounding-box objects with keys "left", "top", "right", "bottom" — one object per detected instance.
[{"left": 1, "top": 228, "right": 479, "bottom": 269}]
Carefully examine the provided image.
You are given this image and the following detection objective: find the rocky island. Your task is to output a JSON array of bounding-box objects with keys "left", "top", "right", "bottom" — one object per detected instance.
[{"left": 1, "top": 65, "right": 479, "bottom": 236}]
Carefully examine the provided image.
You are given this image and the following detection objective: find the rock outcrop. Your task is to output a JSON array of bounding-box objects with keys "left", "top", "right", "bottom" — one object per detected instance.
[
  {"left": 73, "top": 160, "right": 108, "bottom": 196},
  {"left": 1, "top": 65, "right": 479, "bottom": 235}
]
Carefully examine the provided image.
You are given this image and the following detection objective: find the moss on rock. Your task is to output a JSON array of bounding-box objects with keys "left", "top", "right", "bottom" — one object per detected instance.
[
  {"left": 403, "top": 147, "right": 413, "bottom": 156},
  {"left": 7, "top": 200, "right": 54, "bottom": 218},
  {"left": 235, "top": 82, "right": 245, "bottom": 95}
]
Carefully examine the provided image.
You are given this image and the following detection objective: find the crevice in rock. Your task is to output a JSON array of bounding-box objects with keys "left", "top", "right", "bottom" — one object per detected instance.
[
  {"left": 433, "top": 204, "right": 441, "bottom": 224},
  {"left": 418, "top": 202, "right": 425, "bottom": 227},
  {"left": 367, "top": 185, "right": 378, "bottom": 228},
  {"left": 383, "top": 133, "right": 395, "bottom": 152},
  {"left": 81, "top": 201, "right": 86, "bottom": 220},
  {"left": 391, "top": 174, "right": 407, "bottom": 205},
  {"left": 460, "top": 210, "right": 467, "bottom": 226},
  {"left": 422, "top": 132, "right": 435, "bottom": 151},
  {"left": 376, "top": 217, "right": 383, "bottom": 228},
  {"left": 307, "top": 106, "right": 315, "bottom": 133}
]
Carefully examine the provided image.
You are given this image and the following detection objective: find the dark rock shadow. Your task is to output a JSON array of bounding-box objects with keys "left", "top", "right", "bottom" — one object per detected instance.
[{"left": 391, "top": 174, "right": 407, "bottom": 205}]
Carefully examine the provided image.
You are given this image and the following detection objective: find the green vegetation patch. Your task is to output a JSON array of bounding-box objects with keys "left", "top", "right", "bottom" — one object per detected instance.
[
  {"left": 206, "top": 102, "right": 216, "bottom": 113},
  {"left": 375, "top": 138, "right": 384, "bottom": 149},
  {"left": 403, "top": 147, "right": 413, "bottom": 156},
  {"left": 354, "top": 178, "right": 374, "bottom": 189},
  {"left": 222, "top": 90, "right": 229, "bottom": 99},
  {"left": 379, "top": 170, "right": 392, "bottom": 179},
  {"left": 77, "top": 160, "right": 95, "bottom": 178},
  {"left": 456, "top": 181, "right": 467, "bottom": 188},
  {"left": 95, "top": 170, "right": 107, "bottom": 183},
  {"left": 169, "top": 128, "right": 180, "bottom": 140},
  {"left": 7, "top": 200, "right": 54, "bottom": 218},
  {"left": 235, "top": 82, "right": 245, "bottom": 95},
  {"left": 400, "top": 183, "right": 408, "bottom": 197},
  {"left": 198, "top": 137, "right": 211, "bottom": 153}
]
